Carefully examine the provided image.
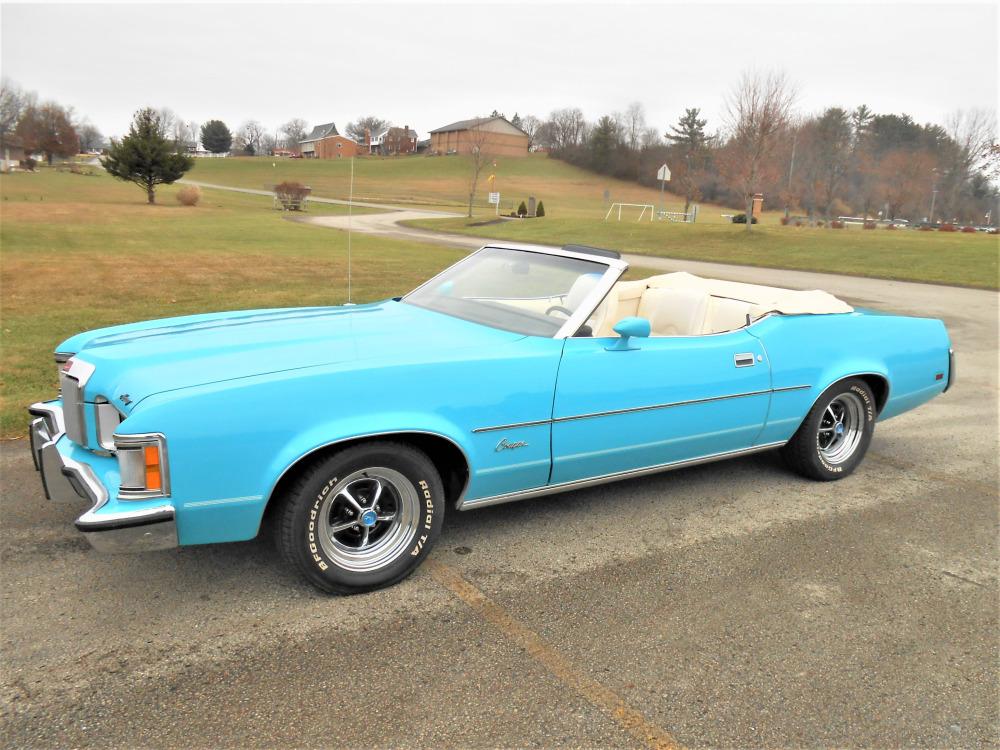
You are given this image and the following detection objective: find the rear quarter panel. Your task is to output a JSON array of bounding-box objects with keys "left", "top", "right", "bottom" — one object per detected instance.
[{"left": 750, "top": 311, "right": 951, "bottom": 445}]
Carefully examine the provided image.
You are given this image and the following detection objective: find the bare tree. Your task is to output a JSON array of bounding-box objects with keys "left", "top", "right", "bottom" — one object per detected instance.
[
  {"left": 466, "top": 123, "right": 493, "bottom": 218},
  {"left": 549, "top": 107, "right": 587, "bottom": 149},
  {"left": 0, "top": 77, "right": 30, "bottom": 149},
  {"left": 520, "top": 115, "right": 541, "bottom": 148},
  {"left": 947, "top": 109, "right": 995, "bottom": 175},
  {"left": 622, "top": 102, "right": 646, "bottom": 151},
  {"left": 640, "top": 127, "right": 662, "bottom": 149},
  {"left": 259, "top": 131, "right": 277, "bottom": 156},
  {"left": 77, "top": 122, "right": 104, "bottom": 152},
  {"left": 155, "top": 107, "right": 177, "bottom": 139},
  {"left": 721, "top": 70, "right": 796, "bottom": 231},
  {"left": 346, "top": 116, "right": 389, "bottom": 144},
  {"left": 280, "top": 118, "right": 308, "bottom": 151},
  {"left": 237, "top": 120, "right": 266, "bottom": 155}
]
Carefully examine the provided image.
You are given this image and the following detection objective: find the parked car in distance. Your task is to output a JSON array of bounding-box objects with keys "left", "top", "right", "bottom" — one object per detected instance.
[{"left": 29, "top": 244, "right": 954, "bottom": 593}]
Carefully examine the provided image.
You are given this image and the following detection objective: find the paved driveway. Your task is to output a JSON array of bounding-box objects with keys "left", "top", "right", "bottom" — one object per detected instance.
[{"left": 2, "top": 234, "right": 996, "bottom": 748}]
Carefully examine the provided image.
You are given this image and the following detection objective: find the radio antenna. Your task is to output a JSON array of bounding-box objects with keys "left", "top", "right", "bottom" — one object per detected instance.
[{"left": 346, "top": 156, "right": 354, "bottom": 304}]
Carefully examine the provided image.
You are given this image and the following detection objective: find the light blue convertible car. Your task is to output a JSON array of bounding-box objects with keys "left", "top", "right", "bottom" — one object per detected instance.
[{"left": 30, "top": 244, "right": 954, "bottom": 593}]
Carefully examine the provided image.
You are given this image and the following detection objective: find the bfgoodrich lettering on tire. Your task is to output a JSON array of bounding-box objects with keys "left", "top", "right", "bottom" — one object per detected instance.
[
  {"left": 781, "top": 378, "right": 876, "bottom": 481},
  {"left": 276, "top": 441, "right": 444, "bottom": 594}
]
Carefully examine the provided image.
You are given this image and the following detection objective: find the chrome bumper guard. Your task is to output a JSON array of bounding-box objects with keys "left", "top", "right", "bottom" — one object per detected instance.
[
  {"left": 944, "top": 348, "right": 955, "bottom": 393},
  {"left": 28, "top": 402, "right": 178, "bottom": 553}
]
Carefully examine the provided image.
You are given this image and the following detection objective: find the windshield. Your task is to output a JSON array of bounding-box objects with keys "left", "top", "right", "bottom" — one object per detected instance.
[{"left": 404, "top": 247, "right": 611, "bottom": 337}]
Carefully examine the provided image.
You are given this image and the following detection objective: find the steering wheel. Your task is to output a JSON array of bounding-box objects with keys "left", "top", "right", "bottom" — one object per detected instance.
[{"left": 545, "top": 305, "right": 574, "bottom": 318}]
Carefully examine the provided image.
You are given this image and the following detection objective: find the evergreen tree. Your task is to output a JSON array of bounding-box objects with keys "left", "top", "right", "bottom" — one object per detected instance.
[
  {"left": 102, "top": 108, "right": 194, "bottom": 204},
  {"left": 200, "top": 119, "right": 232, "bottom": 153},
  {"left": 589, "top": 116, "right": 619, "bottom": 173},
  {"left": 666, "top": 108, "right": 708, "bottom": 149},
  {"left": 666, "top": 108, "right": 709, "bottom": 213}
]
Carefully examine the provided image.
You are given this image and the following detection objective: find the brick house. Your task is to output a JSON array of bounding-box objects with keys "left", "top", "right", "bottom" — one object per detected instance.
[
  {"left": 429, "top": 116, "right": 529, "bottom": 158},
  {"left": 367, "top": 125, "right": 419, "bottom": 155},
  {"left": 299, "top": 122, "right": 360, "bottom": 159}
]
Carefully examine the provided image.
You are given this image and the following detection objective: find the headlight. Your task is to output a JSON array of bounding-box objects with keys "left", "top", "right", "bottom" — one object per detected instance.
[{"left": 115, "top": 433, "right": 170, "bottom": 499}]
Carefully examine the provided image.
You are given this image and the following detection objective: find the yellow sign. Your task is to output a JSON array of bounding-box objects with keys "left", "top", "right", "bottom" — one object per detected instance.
[{"left": 487, "top": 174, "right": 496, "bottom": 186}]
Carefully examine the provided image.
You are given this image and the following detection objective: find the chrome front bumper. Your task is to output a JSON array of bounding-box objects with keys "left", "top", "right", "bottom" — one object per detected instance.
[{"left": 29, "top": 401, "right": 178, "bottom": 553}]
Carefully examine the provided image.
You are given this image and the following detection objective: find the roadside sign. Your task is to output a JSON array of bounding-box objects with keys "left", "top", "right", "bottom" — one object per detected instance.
[
  {"left": 657, "top": 164, "right": 671, "bottom": 181},
  {"left": 488, "top": 192, "right": 500, "bottom": 204}
]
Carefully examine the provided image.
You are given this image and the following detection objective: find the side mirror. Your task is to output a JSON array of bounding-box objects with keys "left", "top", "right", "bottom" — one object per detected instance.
[{"left": 606, "top": 316, "right": 651, "bottom": 351}]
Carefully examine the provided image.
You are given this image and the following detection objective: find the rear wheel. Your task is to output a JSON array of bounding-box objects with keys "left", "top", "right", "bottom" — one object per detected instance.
[
  {"left": 781, "top": 378, "right": 876, "bottom": 481},
  {"left": 276, "top": 442, "right": 444, "bottom": 594}
]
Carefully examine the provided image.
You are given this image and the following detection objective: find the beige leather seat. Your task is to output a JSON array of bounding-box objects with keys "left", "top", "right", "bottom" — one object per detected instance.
[
  {"left": 592, "top": 280, "right": 645, "bottom": 337},
  {"left": 636, "top": 287, "right": 710, "bottom": 336}
]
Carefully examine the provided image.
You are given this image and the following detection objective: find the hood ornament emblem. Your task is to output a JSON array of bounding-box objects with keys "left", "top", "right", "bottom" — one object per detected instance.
[{"left": 119, "top": 393, "right": 132, "bottom": 405}]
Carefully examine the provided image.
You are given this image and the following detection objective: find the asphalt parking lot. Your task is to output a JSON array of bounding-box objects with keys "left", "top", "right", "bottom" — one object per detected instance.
[{"left": 1, "top": 264, "right": 997, "bottom": 749}]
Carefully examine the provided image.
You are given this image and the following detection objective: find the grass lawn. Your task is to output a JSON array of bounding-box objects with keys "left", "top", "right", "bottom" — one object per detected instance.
[
  {"left": 0, "top": 170, "right": 464, "bottom": 437},
  {"left": 405, "top": 215, "right": 1000, "bottom": 289},
  {"left": 0, "top": 169, "right": 662, "bottom": 437},
  {"left": 184, "top": 153, "right": 741, "bottom": 220}
]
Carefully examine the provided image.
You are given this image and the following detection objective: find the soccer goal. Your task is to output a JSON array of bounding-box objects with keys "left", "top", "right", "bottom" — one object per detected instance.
[{"left": 604, "top": 202, "right": 655, "bottom": 222}]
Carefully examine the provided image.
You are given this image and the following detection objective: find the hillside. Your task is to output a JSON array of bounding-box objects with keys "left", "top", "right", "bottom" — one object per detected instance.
[{"left": 185, "top": 153, "right": 740, "bottom": 221}]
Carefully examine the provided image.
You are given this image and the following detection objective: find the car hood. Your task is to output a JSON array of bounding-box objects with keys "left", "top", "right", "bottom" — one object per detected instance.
[{"left": 58, "top": 300, "right": 523, "bottom": 410}]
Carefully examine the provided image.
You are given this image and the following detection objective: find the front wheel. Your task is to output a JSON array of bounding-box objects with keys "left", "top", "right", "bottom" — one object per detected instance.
[
  {"left": 781, "top": 378, "right": 876, "bottom": 481},
  {"left": 276, "top": 442, "right": 444, "bottom": 594}
]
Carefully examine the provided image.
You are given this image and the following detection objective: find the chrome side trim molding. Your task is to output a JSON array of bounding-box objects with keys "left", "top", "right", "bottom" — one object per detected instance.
[
  {"left": 472, "top": 385, "right": 811, "bottom": 433},
  {"left": 458, "top": 441, "right": 788, "bottom": 510}
]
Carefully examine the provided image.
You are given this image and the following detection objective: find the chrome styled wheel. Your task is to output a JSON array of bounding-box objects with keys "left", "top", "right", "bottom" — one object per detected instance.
[
  {"left": 316, "top": 468, "right": 421, "bottom": 573},
  {"left": 816, "top": 392, "right": 865, "bottom": 464}
]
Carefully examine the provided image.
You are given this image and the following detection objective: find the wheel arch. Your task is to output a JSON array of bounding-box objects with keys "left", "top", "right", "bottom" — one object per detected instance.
[
  {"left": 259, "top": 431, "right": 470, "bottom": 535},
  {"left": 813, "top": 371, "right": 890, "bottom": 416}
]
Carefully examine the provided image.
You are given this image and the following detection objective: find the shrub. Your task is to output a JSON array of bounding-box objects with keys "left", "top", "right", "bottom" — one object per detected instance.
[
  {"left": 939, "top": 223, "right": 957, "bottom": 232},
  {"left": 176, "top": 185, "right": 201, "bottom": 206},
  {"left": 885, "top": 223, "right": 897, "bottom": 230},
  {"left": 918, "top": 225, "right": 934, "bottom": 231},
  {"left": 780, "top": 216, "right": 790, "bottom": 226},
  {"left": 863, "top": 221, "right": 877, "bottom": 230},
  {"left": 731, "top": 213, "right": 758, "bottom": 224},
  {"left": 961, "top": 225, "right": 977, "bottom": 233},
  {"left": 536, "top": 200, "right": 545, "bottom": 217},
  {"left": 517, "top": 201, "right": 528, "bottom": 217},
  {"left": 816, "top": 220, "right": 825, "bottom": 227},
  {"left": 274, "top": 181, "right": 311, "bottom": 211},
  {"left": 794, "top": 220, "right": 803, "bottom": 227},
  {"left": 19, "top": 158, "right": 37, "bottom": 171},
  {"left": 830, "top": 220, "right": 844, "bottom": 229}
]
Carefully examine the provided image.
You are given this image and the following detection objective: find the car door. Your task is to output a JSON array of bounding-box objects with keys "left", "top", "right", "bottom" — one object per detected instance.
[{"left": 550, "top": 330, "right": 771, "bottom": 485}]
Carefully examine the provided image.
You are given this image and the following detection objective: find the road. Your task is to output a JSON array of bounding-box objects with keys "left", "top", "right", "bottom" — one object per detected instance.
[{"left": 1, "top": 209, "right": 997, "bottom": 748}]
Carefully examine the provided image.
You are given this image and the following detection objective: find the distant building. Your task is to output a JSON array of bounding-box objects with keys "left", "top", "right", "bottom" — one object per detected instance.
[
  {"left": 1, "top": 135, "right": 27, "bottom": 171},
  {"left": 367, "top": 125, "right": 419, "bottom": 155},
  {"left": 429, "top": 116, "right": 529, "bottom": 158},
  {"left": 300, "top": 122, "right": 359, "bottom": 159}
]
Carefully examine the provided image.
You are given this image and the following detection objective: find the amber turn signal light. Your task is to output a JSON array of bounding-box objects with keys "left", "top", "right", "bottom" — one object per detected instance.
[{"left": 144, "top": 445, "right": 162, "bottom": 490}]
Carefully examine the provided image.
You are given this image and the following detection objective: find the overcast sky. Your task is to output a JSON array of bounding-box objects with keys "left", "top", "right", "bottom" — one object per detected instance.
[{"left": 2, "top": 2, "right": 996, "bottom": 140}]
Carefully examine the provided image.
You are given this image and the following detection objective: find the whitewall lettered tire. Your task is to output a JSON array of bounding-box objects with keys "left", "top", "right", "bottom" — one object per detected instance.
[{"left": 276, "top": 442, "right": 444, "bottom": 594}]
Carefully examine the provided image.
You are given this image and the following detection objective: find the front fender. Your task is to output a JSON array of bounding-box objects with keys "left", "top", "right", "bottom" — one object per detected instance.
[{"left": 118, "top": 338, "right": 563, "bottom": 545}]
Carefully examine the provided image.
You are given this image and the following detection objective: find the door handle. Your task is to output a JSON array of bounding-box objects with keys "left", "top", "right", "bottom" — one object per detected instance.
[{"left": 734, "top": 353, "right": 756, "bottom": 368}]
